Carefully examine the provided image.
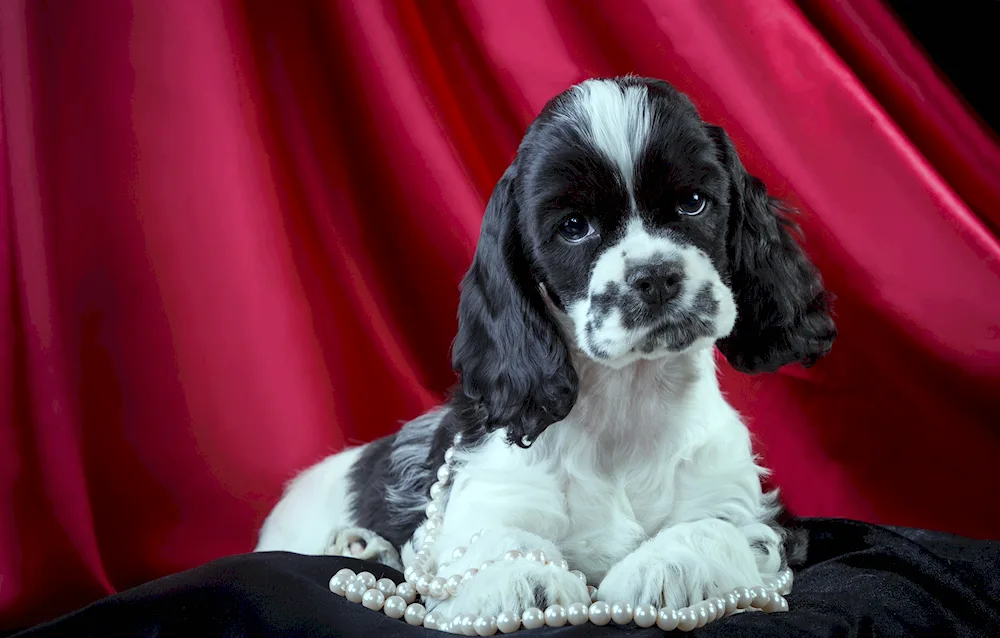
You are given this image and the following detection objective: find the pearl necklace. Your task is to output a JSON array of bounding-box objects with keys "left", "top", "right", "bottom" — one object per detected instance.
[{"left": 329, "top": 434, "right": 793, "bottom": 634}]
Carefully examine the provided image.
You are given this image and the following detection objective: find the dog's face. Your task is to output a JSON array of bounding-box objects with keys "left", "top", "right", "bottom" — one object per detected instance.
[
  {"left": 518, "top": 79, "right": 737, "bottom": 367},
  {"left": 452, "top": 77, "right": 836, "bottom": 446}
]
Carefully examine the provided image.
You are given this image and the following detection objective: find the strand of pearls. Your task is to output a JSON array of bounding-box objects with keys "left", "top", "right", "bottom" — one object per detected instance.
[{"left": 329, "top": 433, "right": 794, "bottom": 634}]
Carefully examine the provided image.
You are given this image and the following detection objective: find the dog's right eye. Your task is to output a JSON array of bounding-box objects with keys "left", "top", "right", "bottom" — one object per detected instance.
[{"left": 557, "top": 215, "right": 593, "bottom": 242}]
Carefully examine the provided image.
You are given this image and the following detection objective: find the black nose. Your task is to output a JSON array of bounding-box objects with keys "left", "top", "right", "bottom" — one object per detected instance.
[{"left": 626, "top": 263, "right": 683, "bottom": 308}]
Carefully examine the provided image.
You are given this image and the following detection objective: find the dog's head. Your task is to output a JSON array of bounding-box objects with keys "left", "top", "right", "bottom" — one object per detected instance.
[{"left": 453, "top": 77, "right": 835, "bottom": 446}]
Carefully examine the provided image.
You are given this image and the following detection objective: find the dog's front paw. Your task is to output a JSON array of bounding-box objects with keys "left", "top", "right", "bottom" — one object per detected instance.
[
  {"left": 326, "top": 527, "right": 403, "bottom": 571},
  {"left": 598, "top": 547, "right": 759, "bottom": 610},
  {"left": 430, "top": 561, "right": 589, "bottom": 625}
]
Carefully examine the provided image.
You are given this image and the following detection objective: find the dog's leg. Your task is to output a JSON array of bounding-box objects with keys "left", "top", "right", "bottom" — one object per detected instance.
[
  {"left": 410, "top": 461, "right": 590, "bottom": 620},
  {"left": 597, "top": 517, "right": 775, "bottom": 609}
]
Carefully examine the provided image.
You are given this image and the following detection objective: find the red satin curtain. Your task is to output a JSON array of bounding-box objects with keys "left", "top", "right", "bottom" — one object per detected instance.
[{"left": 2, "top": 0, "right": 999, "bottom": 629}]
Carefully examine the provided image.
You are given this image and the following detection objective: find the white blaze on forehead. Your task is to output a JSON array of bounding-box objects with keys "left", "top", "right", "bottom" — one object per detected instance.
[{"left": 565, "top": 79, "right": 652, "bottom": 192}]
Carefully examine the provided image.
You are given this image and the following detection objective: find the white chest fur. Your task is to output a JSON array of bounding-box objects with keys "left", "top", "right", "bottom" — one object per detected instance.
[{"left": 436, "top": 348, "right": 762, "bottom": 584}]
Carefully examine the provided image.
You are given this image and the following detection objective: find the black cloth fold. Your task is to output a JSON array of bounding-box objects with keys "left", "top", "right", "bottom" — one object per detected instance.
[{"left": 11, "top": 519, "right": 999, "bottom": 637}]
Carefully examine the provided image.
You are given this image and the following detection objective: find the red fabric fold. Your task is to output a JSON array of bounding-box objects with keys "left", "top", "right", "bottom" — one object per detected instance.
[
  {"left": 797, "top": 0, "right": 1000, "bottom": 232},
  {"left": 2, "top": 0, "right": 998, "bottom": 629}
]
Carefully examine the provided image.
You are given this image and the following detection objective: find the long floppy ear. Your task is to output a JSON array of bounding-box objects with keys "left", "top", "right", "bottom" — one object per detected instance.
[
  {"left": 451, "top": 163, "right": 578, "bottom": 447},
  {"left": 708, "top": 126, "right": 837, "bottom": 373}
]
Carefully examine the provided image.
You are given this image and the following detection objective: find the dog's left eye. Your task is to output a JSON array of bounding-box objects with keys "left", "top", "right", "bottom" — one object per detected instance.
[
  {"left": 557, "top": 215, "right": 594, "bottom": 242},
  {"left": 676, "top": 193, "right": 707, "bottom": 216}
]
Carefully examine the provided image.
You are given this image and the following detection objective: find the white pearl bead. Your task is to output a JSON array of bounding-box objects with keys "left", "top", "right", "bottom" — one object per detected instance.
[
  {"left": 524, "top": 549, "right": 547, "bottom": 563},
  {"left": 462, "top": 567, "right": 478, "bottom": 583},
  {"left": 344, "top": 579, "right": 366, "bottom": 603},
  {"left": 404, "top": 602, "right": 426, "bottom": 625},
  {"left": 425, "top": 517, "right": 442, "bottom": 533},
  {"left": 676, "top": 608, "right": 698, "bottom": 632},
  {"left": 750, "top": 585, "right": 770, "bottom": 608},
  {"left": 736, "top": 586, "right": 753, "bottom": 609},
  {"left": 328, "top": 573, "right": 351, "bottom": 595},
  {"left": 503, "top": 550, "right": 522, "bottom": 561},
  {"left": 588, "top": 585, "right": 599, "bottom": 602},
  {"left": 461, "top": 615, "right": 477, "bottom": 636},
  {"left": 396, "top": 581, "right": 417, "bottom": 603},
  {"left": 448, "top": 615, "right": 463, "bottom": 635},
  {"left": 715, "top": 597, "right": 727, "bottom": 619},
  {"left": 436, "top": 465, "right": 451, "bottom": 483},
  {"left": 480, "top": 560, "right": 494, "bottom": 571},
  {"left": 781, "top": 572, "right": 794, "bottom": 595},
  {"left": 566, "top": 602, "right": 589, "bottom": 626},
  {"left": 496, "top": 611, "right": 521, "bottom": 633},
  {"left": 520, "top": 435, "right": 533, "bottom": 447},
  {"left": 355, "top": 571, "right": 376, "bottom": 589},
  {"left": 703, "top": 600, "right": 718, "bottom": 623},
  {"left": 426, "top": 614, "right": 445, "bottom": 631},
  {"left": 724, "top": 591, "right": 739, "bottom": 615},
  {"left": 544, "top": 604, "right": 567, "bottom": 627},
  {"left": 763, "top": 590, "right": 785, "bottom": 612},
  {"left": 656, "top": 608, "right": 679, "bottom": 630},
  {"left": 452, "top": 546, "right": 467, "bottom": 560},
  {"left": 421, "top": 535, "right": 438, "bottom": 550},
  {"left": 423, "top": 611, "right": 443, "bottom": 630},
  {"left": 430, "top": 481, "right": 445, "bottom": 500},
  {"left": 445, "top": 574, "right": 462, "bottom": 595},
  {"left": 633, "top": 604, "right": 657, "bottom": 628},
  {"left": 694, "top": 602, "right": 709, "bottom": 628},
  {"left": 425, "top": 501, "right": 441, "bottom": 518},
  {"left": 521, "top": 608, "right": 545, "bottom": 630},
  {"left": 361, "top": 588, "right": 385, "bottom": 611},
  {"left": 438, "top": 613, "right": 456, "bottom": 633},
  {"left": 444, "top": 448, "right": 456, "bottom": 465},
  {"left": 610, "top": 601, "right": 633, "bottom": 625},
  {"left": 589, "top": 601, "right": 612, "bottom": 625},
  {"left": 415, "top": 574, "right": 432, "bottom": 595},
  {"left": 453, "top": 432, "right": 463, "bottom": 445},
  {"left": 428, "top": 577, "right": 448, "bottom": 599},
  {"left": 334, "top": 567, "right": 356, "bottom": 580},
  {"left": 474, "top": 615, "right": 498, "bottom": 636},
  {"left": 778, "top": 596, "right": 789, "bottom": 612},
  {"left": 470, "top": 532, "right": 481, "bottom": 544},
  {"left": 376, "top": 578, "right": 396, "bottom": 596},
  {"left": 384, "top": 595, "right": 407, "bottom": 619},
  {"left": 569, "top": 569, "right": 587, "bottom": 584},
  {"left": 403, "top": 565, "right": 416, "bottom": 582},
  {"left": 553, "top": 558, "right": 569, "bottom": 570}
]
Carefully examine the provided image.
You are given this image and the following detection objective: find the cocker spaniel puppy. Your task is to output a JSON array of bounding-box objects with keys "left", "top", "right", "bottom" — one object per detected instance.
[{"left": 255, "top": 76, "right": 835, "bottom": 620}]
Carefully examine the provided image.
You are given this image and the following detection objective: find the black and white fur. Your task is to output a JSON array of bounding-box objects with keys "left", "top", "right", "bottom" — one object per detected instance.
[{"left": 255, "top": 76, "right": 835, "bottom": 618}]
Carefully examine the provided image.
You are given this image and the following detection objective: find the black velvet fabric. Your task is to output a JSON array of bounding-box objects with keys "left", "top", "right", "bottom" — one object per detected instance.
[{"left": 10, "top": 519, "right": 999, "bottom": 637}]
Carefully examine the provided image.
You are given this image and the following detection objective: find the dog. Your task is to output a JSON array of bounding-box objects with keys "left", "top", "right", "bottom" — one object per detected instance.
[{"left": 255, "top": 76, "right": 835, "bottom": 620}]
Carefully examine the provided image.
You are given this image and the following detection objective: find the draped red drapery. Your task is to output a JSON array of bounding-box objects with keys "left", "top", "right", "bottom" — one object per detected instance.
[{"left": 2, "top": 0, "right": 998, "bottom": 629}]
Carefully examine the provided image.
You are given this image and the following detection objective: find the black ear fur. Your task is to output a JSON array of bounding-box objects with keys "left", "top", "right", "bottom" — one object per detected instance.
[
  {"left": 708, "top": 126, "right": 836, "bottom": 373},
  {"left": 451, "top": 163, "right": 578, "bottom": 447}
]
